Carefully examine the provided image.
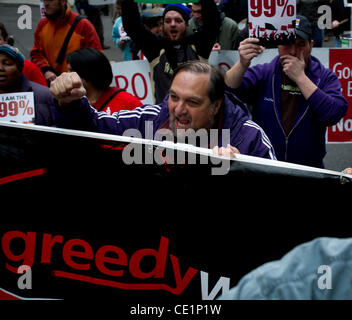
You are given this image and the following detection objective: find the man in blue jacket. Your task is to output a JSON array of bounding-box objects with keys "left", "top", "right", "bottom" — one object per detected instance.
[
  {"left": 219, "top": 237, "right": 352, "bottom": 300},
  {"left": 50, "top": 61, "right": 276, "bottom": 160},
  {"left": 225, "top": 15, "right": 348, "bottom": 168}
]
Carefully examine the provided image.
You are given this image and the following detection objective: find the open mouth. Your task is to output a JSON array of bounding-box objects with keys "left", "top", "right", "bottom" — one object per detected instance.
[
  {"left": 169, "top": 30, "right": 179, "bottom": 38},
  {"left": 174, "top": 117, "right": 191, "bottom": 130}
]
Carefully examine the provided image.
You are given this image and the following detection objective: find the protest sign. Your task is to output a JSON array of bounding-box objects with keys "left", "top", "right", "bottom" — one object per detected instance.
[
  {"left": 110, "top": 60, "right": 154, "bottom": 105},
  {"left": 328, "top": 49, "right": 352, "bottom": 143},
  {"left": 208, "top": 50, "right": 239, "bottom": 72},
  {"left": 0, "top": 92, "right": 34, "bottom": 124},
  {"left": 248, "top": 0, "right": 296, "bottom": 46}
]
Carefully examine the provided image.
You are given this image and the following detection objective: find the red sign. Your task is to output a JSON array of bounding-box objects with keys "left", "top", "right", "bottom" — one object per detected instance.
[{"left": 328, "top": 49, "right": 352, "bottom": 143}]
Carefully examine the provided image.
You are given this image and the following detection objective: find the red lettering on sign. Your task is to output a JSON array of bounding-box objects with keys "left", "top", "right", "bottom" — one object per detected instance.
[{"left": 131, "top": 73, "right": 148, "bottom": 101}]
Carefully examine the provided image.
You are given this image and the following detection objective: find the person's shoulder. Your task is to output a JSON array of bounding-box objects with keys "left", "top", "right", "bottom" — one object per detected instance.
[
  {"left": 223, "top": 91, "right": 249, "bottom": 116},
  {"left": 35, "top": 16, "right": 50, "bottom": 31},
  {"left": 116, "top": 90, "right": 142, "bottom": 102},
  {"left": 222, "top": 16, "right": 238, "bottom": 27},
  {"left": 309, "top": 55, "right": 338, "bottom": 80},
  {"left": 28, "top": 80, "right": 51, "bottom": 96}
]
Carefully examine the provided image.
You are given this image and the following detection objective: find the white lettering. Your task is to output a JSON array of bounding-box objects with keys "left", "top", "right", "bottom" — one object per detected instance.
[
  {"left": 17, "top": 5, "right": 32, "bottom": 30},
  {"left": 317, "top": 5, "right": 332, "bottom": 30},
  {"left": 317, "top": 265, "right": 332, "bottom": 290},
  {"left": 201, "top": 271, "right": 230, "bottom": 300},
  {"left": 17, "top": 265, "right": 32, "bottom": 290}
]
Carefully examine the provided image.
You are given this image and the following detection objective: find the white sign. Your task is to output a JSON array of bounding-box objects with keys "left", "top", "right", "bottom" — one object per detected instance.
[
  {"left": 118, "top": 22, "right": 131, "bottom": 42},
  {"left": 0, "top": 92, "right": 35, "bottom": 124},
  {"left": 88, "top": 0, "right": 116, "bottom": 5},
  {"left": 248, "top": 0, "right": 296, "bottom": 45},
  {"left": 209, "top": 48, "right": 329, "bottom": 71},
  {"left": 110, "top": 60, "right": 154, "bottom": 105}
]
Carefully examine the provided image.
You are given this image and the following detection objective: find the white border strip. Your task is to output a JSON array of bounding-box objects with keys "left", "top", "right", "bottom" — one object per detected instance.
[
  {"left": 0, "top": 121, "right": 351, "bottom": 179},
  {"left": 0, "top": 287, "right": 61, "bottom": 301}
]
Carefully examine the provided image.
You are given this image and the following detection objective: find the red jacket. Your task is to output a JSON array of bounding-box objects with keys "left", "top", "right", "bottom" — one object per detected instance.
[
  {"left": 91, "top": 87, "right": 142, "bottom": 113},
  {"left": 23, "top": 59, "right": 47, "bottom": 87},
  {"left": 30, "top": 5, "right": 102, "bottom": 76}
]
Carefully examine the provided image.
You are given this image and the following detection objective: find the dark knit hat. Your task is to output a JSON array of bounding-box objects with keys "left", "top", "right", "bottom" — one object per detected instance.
[
  {"left": 163, "top": 4, "right": 191, "bottom": 23},
  {"left": 0, "top": 44, "right": 25, "bottom": 72},
  {"left": 295, "top": 15, "right": 312, "bottom": 40}
]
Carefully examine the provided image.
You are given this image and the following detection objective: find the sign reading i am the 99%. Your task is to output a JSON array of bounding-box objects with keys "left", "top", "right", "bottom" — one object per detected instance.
[{"left": 0, "top": 92, "right": 35, "bottom": 124}]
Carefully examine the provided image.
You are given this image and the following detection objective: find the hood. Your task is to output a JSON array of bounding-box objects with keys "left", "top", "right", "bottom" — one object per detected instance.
[{"left": 220, "top": 90, "right": 251, "bottom": 146}]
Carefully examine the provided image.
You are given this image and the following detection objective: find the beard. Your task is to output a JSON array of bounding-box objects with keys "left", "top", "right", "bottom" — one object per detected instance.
[
  {"left": 45, "top": 5, "right": 66, "bottom": 21},
  {"left": 168, "top": 110, "right": 216, "bottom": 141},
  {"left": 163, "top": 27, "right": 187, "bottom": 43}
]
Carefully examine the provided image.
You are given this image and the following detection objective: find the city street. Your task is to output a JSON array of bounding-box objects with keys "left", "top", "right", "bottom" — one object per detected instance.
[{"left": 0, "top": 1, "right": 351, "bottom": 171}]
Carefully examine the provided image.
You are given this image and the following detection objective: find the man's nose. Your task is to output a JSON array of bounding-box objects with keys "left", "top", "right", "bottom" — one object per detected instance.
[{"left": 175, "top": 101, "right": 187, "bottom": 115}]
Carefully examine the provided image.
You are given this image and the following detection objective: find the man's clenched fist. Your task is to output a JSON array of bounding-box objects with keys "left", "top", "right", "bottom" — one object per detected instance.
[{"left": 50, "top": 72, "right": 86, "bottom": 106}]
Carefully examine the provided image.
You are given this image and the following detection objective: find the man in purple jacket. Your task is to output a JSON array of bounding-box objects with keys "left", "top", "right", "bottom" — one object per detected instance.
[
  {"left": 225, "top": 15, "right": 348, "bottom": 168},
  {"left": 50, "top": 61, "right": 276, "bottom": 160}
]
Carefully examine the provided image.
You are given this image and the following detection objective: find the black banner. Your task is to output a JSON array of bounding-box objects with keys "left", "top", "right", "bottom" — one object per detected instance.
[{"left": 1, "top": 122, "right": 351, "bottom": 312}]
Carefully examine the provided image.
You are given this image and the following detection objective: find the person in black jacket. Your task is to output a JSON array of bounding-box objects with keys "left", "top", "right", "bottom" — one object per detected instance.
[
  {"left": 331, "top": 0, "right": 351, "bottom": 46},
  {"left": 121, "top": 0, "right": 220, "bottom": 103}
]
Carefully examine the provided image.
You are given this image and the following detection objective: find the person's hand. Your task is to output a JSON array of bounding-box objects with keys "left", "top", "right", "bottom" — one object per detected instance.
[
  {"left": 212, "top": 144, "right": 240, "bottom": 158},
  {"left": 212, "top": 43, "right": 221, "bottom": 51},
  {"left": 332, "top": 20, "right": 340, "bottom": 29},
  {"left": 50, "top": 72, "right": 86, "bottom": 106},
  {"left": 343, "top": 168, "right": 352, "bottom": 175},
  {"left": 44, "top": 70, "right": 57, "bottom": 83},
  {"left": 280, "top": 50, "right": 306, "bottom": 83},
  {"left": 238, "top": 38, "right": 264, "bottom": 68},
  {"left": 118, "top": 40, "right": 126, "bottom": 48}
]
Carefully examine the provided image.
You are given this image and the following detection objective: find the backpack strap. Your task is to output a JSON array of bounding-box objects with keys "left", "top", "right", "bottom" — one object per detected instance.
[
  {"left": 98, "top": 89, "right": 125, "bottom": 112},
  {"left": 56, "top": 15, "right": 84, "bottom": 65}
]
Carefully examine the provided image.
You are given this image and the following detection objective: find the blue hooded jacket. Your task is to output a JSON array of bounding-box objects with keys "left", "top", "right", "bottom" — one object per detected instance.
[{"left": 219, "top": 237, "right": 352, "bottom": 300}]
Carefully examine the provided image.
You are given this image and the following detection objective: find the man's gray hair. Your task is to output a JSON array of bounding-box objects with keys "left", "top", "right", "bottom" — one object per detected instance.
[{"left": 171, "top": 61, "right": 225, "bottom": 104}]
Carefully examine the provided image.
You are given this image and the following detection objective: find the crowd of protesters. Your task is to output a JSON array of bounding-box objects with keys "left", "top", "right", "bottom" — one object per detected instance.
[{"left": 0, "top": 0, "right": 351, "bottom": 171}]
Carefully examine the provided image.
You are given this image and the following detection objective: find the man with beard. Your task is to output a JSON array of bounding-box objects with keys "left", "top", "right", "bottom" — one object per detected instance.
[
  {"left": 30, "top": 0, "right": 102, "bottom": 85},
  {"left": 121, "top": 0, "right": 221, "bottom": 103},
  {"left": 225, "top": 15, "right": 348, "bottom": 168},
  {"left": 49, "top": 61, "right": 276, "bottom": 160}
]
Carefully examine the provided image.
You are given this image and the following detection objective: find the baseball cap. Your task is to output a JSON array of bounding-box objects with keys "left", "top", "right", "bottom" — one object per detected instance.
[
  {"left": 295, "top": 15, "right": 312, "bottom": 40},
  {"left": 141, "top": 7, "right": 164, "bottom": 19},
  {"left": 164, "top": 4, "right": 191, "bottom": 23},
  {"left": 0, "top": 44, "right": 25, "bottom": 72}
]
